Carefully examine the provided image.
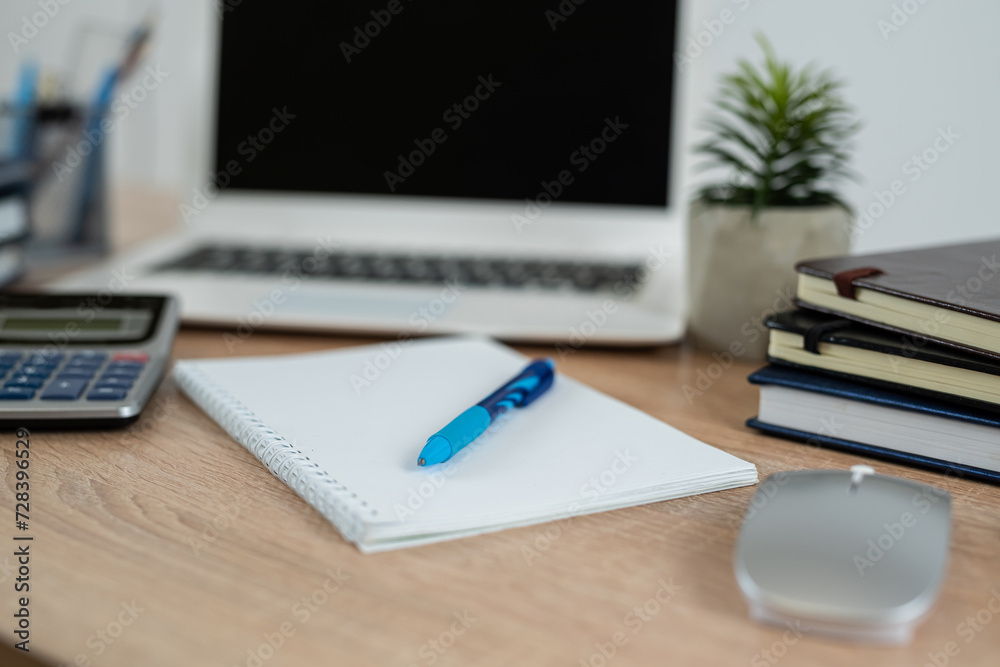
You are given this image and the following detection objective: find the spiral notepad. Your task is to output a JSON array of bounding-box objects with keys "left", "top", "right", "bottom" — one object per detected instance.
[{"left": 174, "top": 337, "right": 756, "bottom": 553}]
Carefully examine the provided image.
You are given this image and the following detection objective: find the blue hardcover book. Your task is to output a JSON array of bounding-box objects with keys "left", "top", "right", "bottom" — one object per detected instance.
[{"left": 747, "top": 364, "right": 1000, "bottom": 484}]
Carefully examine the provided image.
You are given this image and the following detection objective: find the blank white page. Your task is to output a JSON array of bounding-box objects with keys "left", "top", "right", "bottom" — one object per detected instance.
[{"left": 177, "top": 337, "right": 756, "bottom": 551}]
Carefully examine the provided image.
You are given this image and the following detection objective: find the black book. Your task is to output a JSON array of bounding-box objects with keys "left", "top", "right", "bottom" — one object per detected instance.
[{"left": 765, "top": 309, "right": 1000, "bottom": 412}]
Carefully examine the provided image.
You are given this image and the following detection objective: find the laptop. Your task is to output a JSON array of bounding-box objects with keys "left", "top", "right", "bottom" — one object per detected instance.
[{"left": 54, "top": 1, "right": 699, "bottom": 345}]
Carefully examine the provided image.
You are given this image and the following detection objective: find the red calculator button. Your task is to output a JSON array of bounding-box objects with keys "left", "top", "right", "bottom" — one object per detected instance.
[{"left": 112, "top": 352, "right": 149, "bottom": 362}]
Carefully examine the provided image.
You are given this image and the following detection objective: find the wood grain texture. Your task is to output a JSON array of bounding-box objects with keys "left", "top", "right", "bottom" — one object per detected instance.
[{"left": 0, "top": 330, "right": 998, "bottom": 667}]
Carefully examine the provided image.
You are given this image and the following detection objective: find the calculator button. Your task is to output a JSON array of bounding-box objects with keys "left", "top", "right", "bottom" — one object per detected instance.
[
  {"left": 101, "top": 367, "right": 142, "bottom": 379},
  {"left": 41, "top": 379, "right": 88, "bottom": 400},
  {"left": 57, "top": 367, "right": 98, "bottom": 379},
  {"left": 70, "top": 351, "right": 108, "bottom": 362},
  {"left": 0, "top": 387, "right": 34, "bottom": 399},
  {"left": 112, "top": 352, "right": 148, "bottom": 362},
  {"left": 107, "top": 360, "right": 144, "bottom": 370},
  {"left": 93, "top": 376, "right": 133, "bottom": 389},
  {"left": 17, "top": 366, "right": 53, "bottom": 378},
  {"left": 5, "top": 376, "right": 44, "bottom": 389},
  {"left": 65, "top": 357, "right": 104, "bottom": 368},
  {"left": 87, "top": 387, "right": 128, "bottom": 400},
  {"left": 26, "top": 353, "right": 63, "bottom": 365}
]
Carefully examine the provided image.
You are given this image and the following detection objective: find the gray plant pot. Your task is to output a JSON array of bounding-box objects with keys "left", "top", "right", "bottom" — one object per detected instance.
[{"left": 688, "top": 201, "right": 851, "bottom": 360}]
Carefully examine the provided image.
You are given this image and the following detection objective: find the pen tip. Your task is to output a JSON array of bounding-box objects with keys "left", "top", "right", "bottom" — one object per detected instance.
[{"left": 417, "top": 458, "right": 426, "bottom": 466}]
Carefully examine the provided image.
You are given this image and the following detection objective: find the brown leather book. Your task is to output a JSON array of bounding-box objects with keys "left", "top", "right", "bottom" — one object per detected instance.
[{"left": 795, "top": 239, "right": 1000, "bottom": 359}]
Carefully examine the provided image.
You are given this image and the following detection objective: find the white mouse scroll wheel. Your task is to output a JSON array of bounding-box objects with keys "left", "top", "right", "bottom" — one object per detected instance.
[{"left": 849, "top": 464, "right": 876, "bottom": 488}]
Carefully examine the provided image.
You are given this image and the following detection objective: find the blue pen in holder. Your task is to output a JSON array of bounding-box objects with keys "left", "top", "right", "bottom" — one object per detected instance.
[{"left": 2, "top": 89, "right": 111, "bottom": 266}]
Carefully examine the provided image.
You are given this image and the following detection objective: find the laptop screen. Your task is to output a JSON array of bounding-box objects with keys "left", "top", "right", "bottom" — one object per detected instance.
[{"left": 214, "top": 2, "right": 677, "bottom": 208}]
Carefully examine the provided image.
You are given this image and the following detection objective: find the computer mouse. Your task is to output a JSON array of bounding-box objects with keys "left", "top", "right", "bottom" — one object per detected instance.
[{"left": 733, "top": 465, "right": 951, "bottom": 644}]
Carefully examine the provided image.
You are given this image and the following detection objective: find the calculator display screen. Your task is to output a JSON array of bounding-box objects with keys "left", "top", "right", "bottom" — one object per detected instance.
[
  {"left": 3, "top": 318, "right": 123, "bottom": 332},
  {"left": 0, "top": 306, "right": 153, "bottom": 343}
]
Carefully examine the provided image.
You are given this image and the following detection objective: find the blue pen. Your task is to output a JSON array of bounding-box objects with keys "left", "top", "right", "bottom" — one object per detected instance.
[
  {"left": 11, "top": 62, "right": 39, "bottom": 159},
  {"left": 417, "top": 358, "right": 556, "bottom": 466}
]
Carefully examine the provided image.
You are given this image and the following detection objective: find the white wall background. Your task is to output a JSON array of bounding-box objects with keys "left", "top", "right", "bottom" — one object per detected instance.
[
  {"left": 688, "top": 0, "right": 1000, "bottom": 253},
  {"left": 0, "top": 0, "right": 213, "bottom": 193},
  {"left": 2, "top": 0, "right": 997, "bottom": 254}
]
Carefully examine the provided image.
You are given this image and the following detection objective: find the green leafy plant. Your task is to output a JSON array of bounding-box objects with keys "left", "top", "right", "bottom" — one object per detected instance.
[{"left": 695, "top": 35, "right": 859, "bottom": 216}]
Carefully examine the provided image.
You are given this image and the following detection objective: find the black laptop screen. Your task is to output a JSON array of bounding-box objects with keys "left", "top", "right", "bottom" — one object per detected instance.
[{"left": 214, "top": 1, "right": 677, "bottom": 208}]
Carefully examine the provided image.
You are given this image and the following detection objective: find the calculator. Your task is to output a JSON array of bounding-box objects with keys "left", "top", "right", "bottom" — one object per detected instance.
[{"left": 0, "top": 293, "right": 179, "bottom": 427}]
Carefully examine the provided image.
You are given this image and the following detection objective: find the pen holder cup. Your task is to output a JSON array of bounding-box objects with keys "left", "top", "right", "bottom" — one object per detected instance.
[{"left": 2, "top": 103, "right": 110, "bottom": 266}]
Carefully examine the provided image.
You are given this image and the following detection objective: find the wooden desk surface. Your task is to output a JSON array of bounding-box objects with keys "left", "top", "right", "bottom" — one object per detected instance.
[{"left": 1, "top": 331, "right": 998, "bottom": 666}]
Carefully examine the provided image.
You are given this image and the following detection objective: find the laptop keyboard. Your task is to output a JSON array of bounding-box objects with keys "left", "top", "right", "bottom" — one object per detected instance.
[{"left": 153, "top": 245, "right": 645, "bottom": 294}]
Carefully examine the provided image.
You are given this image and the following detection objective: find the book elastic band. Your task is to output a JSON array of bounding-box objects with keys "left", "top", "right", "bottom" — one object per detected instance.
[
  {"left": 803, "top": 319, "right": 853, "bottom": 354},
  {"left": 833, "top": 267, "right": 884, "bottom": 299}
]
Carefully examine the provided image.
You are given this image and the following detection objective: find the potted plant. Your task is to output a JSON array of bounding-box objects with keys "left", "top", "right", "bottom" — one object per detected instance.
[{"left": 688, "top": 36, "right": 859, "bottom": 360}]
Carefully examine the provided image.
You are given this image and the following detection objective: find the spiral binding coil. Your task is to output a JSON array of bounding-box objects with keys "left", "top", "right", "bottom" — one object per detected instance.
[{"left": 174, "top": 363, "right": 375, "bottom": 545}]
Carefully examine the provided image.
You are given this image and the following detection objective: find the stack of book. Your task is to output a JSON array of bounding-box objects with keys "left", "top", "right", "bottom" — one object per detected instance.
[{"left": 747, "top": 239, "right": 1000, "bottom": 483}]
